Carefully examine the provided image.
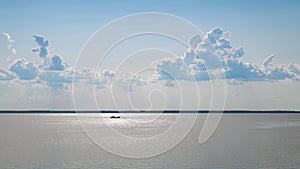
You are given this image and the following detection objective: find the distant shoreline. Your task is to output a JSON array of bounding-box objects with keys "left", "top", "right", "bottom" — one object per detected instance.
[{"left": 0, "top": 110, "right": 299, "bottom": 114}]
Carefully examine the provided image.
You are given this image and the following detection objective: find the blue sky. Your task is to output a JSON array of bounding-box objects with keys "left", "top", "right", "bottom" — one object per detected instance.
[
  {"left": 1, "top": 0, "right": 300, "bottom": 64},
  {"left": 0, "top": 0, "right": 300, "bottom": 110}
]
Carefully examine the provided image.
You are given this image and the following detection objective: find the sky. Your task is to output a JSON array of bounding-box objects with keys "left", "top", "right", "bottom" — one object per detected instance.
[{"left": 0, "top": 0, "right": 300, "bottom": 110}]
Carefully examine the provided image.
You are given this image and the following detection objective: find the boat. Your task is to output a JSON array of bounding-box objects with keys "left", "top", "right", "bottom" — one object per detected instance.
[{"left": 110, "top": 115, "right": 121, "bottom": 119}]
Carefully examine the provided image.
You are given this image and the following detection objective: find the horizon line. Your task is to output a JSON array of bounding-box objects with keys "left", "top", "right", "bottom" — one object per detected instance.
[{"left": 0, "top": 110, "right": 300, "bottom": 113}]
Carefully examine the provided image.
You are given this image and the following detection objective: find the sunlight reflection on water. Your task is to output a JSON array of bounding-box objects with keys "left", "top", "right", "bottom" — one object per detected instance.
[{"left": 0, "top": 113, "right": 299, "bottom": 169}]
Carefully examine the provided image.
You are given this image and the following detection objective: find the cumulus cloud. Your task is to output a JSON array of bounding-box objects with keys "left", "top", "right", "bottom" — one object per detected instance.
[
  {"left": 265, "top": 65, "right": 293, "bottom": 80},
  {"left": 115, "top": 72, "right": 147, "bottom": 92},
  {"left": 94, "top": 70, "right": 115, "bottom": 88},
  {"left": 204, "top": 27, "right": 230, "bottom": 44},
  {"left": 9, "top": 58, "right": 38, "bottom": 80},
  {"left": 155, "top": 56, "right": 211, "bottom": 83},
  {"left": 287, "top": 64, "right": 300, "bottom": 78},
  {"left": 155, "top": 57, "right": 191, "bottom": 81},
  {"left": 103, "top": 70, "right": 115, "bottom": 79},
  {"left": 223, "top": 58, "right": 266, "bottom": 80},
  {"left": 94, "top": 70, "right": 147, "bottom": 91},
  {"left": 1, "top": 28, "right": 300, "bottom": 90},
  {"left": 262, "top": 56, "right": 299, "bottom": 80},
  {"left": 262, "top": 55, "right": 275, "bottom": 68},
  {"left": 189, "top": 34, "right": 202, "bottom": 49},
  {"left": 30, "top": 34, "right": 72, "bottom": 88},
  {"left": 0, "top": 69, "right": 15, "bottom": 81},
  {"left": 154, "top": 27, "right": 300, "bottom": 85},
  {"left": 32, "top": 34, "right": 49, "bottom": 58},
  {"left": 39, "top": 69, "right": 73, "bottom": 88},
  {"left": 42, "top": 55, "right": 66, "bottom": 71},
  {"left": 3, "top": 33, "right": 16, "bottom": 55},
  {"left": 0, "top": 34, "right": 74, "bottom": 88}
]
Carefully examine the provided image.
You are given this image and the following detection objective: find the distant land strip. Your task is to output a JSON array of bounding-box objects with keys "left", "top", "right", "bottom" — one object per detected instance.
[{"left": 0, "top": 110, "right": 300, "bottom": 114}]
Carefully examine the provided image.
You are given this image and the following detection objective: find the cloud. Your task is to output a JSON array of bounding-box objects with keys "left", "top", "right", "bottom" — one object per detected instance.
[
  {"left": 287, "top": 64, "right": 300, "bottom": 78},
  {"left": 262, "top": 56, "right": 298, "bottom": 80},
  {"left": 93, "top": 70, "right": 148, "bottom": 92},
  {"left": 94, "top": 70, "right": 115, "bottom": 88},
  {"left": 223, "top": 58, "right": 266, "bottom": 80},
  {"left": 9, "top": 58, "right": 38, "bottom": 80},
  {"left": 2, "top": 28, "right": 300, "bottom": 90},
  {"left": 266, "top": 66, "right": 294, "bottom": 80},
  {"left": 204, "top": 27, "right": 230, "bottom": 45},
  {"left": 32, "top": 34, "right": 49, "bottom": 58},
  {"left": 262, "top": 55, "right": 275, "bottom": 67},
  {"left": 154, "top": 56, "right": 211, "bottom": 83},
  {"left": 103, "top": 70, "right": 115, "bottom": 79},
  {"left": 189, "top": 34, "right": 202, "bottom": 49},
  {"left": 3, "top": 33, "right": 16, "bottom": 55},
  {"left": 154, "top": 27, "right": 300, "bottom": 85},
  {"left": 39, "top": 69, "right": 73, "bottom": 88},
  {"left": 42, "top": 55, "right": 66, "bottom": 71},
  {"left": 115, "top": 72, "right": 147, "bottom": 92},
  {"left": 31, "top": 34, "right": 72, "bottom": 88},
  {"left": 0, "top": 69, "right": 15, "bottom": 81},
  {"left": 183, "top": 49, "right": 196, "bottom": 65},
  {"left": 1, "top": 34, "right": 107, "bottom": 89},
  {"left": 155, "top": 57, "right": 191, "bottom": 81},
  {"left": 10, "top": 34, "right": 93, "bottom": 89}
]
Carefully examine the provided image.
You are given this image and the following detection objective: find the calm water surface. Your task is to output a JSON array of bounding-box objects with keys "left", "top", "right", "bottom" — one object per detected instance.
[{"left": 0, "top": 113, "right": 299, "bottom": 169}]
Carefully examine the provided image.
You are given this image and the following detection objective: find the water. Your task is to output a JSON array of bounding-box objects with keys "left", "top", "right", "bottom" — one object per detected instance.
[{"left": 0, "top": 113, "right": 299, "bottom": 168}]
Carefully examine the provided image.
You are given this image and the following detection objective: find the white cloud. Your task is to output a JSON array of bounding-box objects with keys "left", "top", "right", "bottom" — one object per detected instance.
[
  {"left": 287, "top": 64, "right": 300, "bottom": 78},
  {"left": 3, "top": 33, "right": 16, "bottom": 55},
  {"left": 9, "top": 58, "right": 38, "bottom": 80},
  {"left": 27, "top": 30, "right": 300, "bottom": 88},
  {"left": 204, "top": 27, "right": 230, "bottom": 44},
  {"left": 223, "top": 58, "right": 266, "bottom": 80},
  {"left": 265, "top": 64, "right": 294, "bottom": 80},
  {"left": 262, "top": 55, "right": 299, "bottom": 80},
  {"left": 32, "top": 34, "right": 49, "bottom": 58},
  {"left": 154, "top": 27, "right": 300, "bottom": 85},
  {"left": 94, "top": 70, "right": 115, "bottom": 88},
  {"left": 262, "top": 55, "right": 275, "bottom": 68},
  {"left": 30, "top": 34, "right": 72, "bottom": 88},
  {"left": 189, "top": 58, "right": 206, "bottom": 71},
  {"left": 1, "top": 28, "right": 300, "bottom": 90},
  {"left": 114, "top": 72, "right": 147, "bottom": 92},
  {"left": 183, "top": 49, "right": 196, "bottom": 65},
  {"left": 94, "top": 70, "right": 148, "bottom": 92},
  {"left": 0, "top": 68, "right": 15, "bottom": 81},
  {"left": 155, "top": 57, "right": 191, "bottom": 81},
  {"left": 4, "top": 32, "right": 115, "bottom": 89},
  {"left": 42, "top": 55, "right": 66, "bottom": 71},
  {"left": 39, "top": 69, "right": 73, "bottom": 88},
  {"left": 189, "top": 34, "right": 202, "bottom": 49},
  {"left": 0, "top": 28, "right": 300, "bottom": 110}
]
